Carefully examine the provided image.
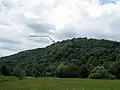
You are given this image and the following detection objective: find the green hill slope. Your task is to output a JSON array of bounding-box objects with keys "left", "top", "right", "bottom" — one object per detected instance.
[{"left": 0, "top": 38, "right": 120, "bottom": 79}]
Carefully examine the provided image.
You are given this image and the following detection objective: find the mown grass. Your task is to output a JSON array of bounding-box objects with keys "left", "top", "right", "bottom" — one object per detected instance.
[{"left": 0, "top": 77, "right": 120, "bottom": 90}]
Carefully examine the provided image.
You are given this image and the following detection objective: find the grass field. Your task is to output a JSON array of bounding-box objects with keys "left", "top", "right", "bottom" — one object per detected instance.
[{"left": 0, "top": 77, "right": 120, "bottom": 90}]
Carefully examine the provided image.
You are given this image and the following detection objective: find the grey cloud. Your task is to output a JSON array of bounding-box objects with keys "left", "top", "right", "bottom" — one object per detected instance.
[
  {"left": 1, "top": 0, "right": 12, "bottom": 9},
  {"left": 27, "top": 23, "right": 54, "bottom": 33},
  {"left": 1, "top": 0, "right": 120, "bottom": 56},
  {"left": 110, "top": 18, "right": 120, "bottom": 32},
  {"left": 25, "top": 18, "right": 55, "bottom": 34},
  {"left": 0, "top": 38, "right": 21, "bottom": 44},
  {"left": 55, "top": 29, "right": 79, "bottom": 40},
  {"left": 0, "top": 46, "right": 18, "bottom": 51}
]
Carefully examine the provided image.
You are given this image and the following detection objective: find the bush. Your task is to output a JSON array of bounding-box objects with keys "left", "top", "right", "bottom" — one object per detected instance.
[
  {"left": 109, "top": 75, "right": 116, "bottom": 80},
  {"left": 13, "top": 68, "right": 25, "bottom": 80},
  {"left": 100, "top": 69, "right": 110, "bottom": 79},
  {"left": 89, "top": 73, "right": 101, "bottom": 79},
  {"left": 90, "top": 66, "right": 112, "bottom": 79},
  {"left": 55, "top": 63, "right": 79, "bottom": 78},
  {"left": 0, "top": 64, "right": 11, "bottom": 76}
]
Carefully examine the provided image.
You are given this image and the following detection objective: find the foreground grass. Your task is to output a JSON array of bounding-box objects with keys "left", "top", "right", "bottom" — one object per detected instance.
[{"left": 0, "top": 77, "right": 120, "bottom": 90}]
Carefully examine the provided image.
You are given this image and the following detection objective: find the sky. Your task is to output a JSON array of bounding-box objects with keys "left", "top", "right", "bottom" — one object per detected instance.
[{"left": 0, "top": 0, "right": 120, "bottom": 56}]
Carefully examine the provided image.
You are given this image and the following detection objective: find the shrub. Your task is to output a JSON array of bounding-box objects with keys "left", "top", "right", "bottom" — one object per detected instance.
[
  {"left": 90, "top": 66, "right": 112, "bottom": 79},
  {"left": 55, "top": 63, "right": 79, "bottom": 78},
  {"left": 89, "top": 73, "right": 101, "bottom": 79},
  {"left": 109, "top": 75, "right": 116, "bottom": 80},
  {"left": 13, "top": 68, "right": 25, "bottom": 80}
]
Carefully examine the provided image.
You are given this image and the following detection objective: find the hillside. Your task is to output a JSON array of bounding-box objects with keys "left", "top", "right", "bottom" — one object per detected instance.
[{"left": 0, "top": 37, "right": 120, "bottom": 79}]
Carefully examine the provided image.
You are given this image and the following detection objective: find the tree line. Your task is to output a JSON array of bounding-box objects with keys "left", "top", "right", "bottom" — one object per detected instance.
[{"left": 0, "top": 37, "right": 120, "bottom": 79}]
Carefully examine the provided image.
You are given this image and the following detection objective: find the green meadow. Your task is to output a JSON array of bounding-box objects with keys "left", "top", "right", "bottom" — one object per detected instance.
[{"left": 0, "top": 77, "right": 120, "bottom": 90}]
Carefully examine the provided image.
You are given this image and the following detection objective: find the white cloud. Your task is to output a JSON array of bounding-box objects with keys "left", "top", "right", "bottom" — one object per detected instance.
[{"left": 0, "top": 0, "right": 120, "bottom": 56}]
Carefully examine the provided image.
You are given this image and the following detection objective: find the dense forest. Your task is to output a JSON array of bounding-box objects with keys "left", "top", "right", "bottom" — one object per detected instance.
[{"left": 0, "top": 37, "right": 120, "bottom": 79}]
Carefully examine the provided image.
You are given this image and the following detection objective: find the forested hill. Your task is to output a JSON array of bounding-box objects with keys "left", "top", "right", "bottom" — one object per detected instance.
[{"left": 0, "top": 37, "right": 120, "bottom": 79}]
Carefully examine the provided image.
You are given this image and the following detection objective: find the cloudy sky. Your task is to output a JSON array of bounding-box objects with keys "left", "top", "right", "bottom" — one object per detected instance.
[{"left": 0, "top": 0, "right": 120, "bottom": 56}]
